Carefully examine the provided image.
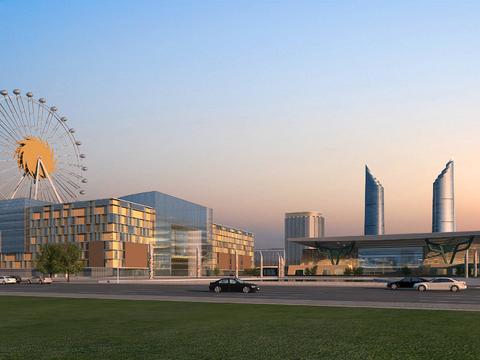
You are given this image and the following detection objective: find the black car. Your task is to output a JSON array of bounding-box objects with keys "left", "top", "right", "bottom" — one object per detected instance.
[
  {"left": 387, "top": 277, "right": 427, "bottom": 290},
  {"left": 209, "top": 278, "right": 259, "bottom": 293}
]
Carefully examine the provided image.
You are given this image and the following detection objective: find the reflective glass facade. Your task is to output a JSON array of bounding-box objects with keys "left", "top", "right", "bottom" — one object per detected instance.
[
  {"left": 120, "top": 191, "right": 213, "bottom": 276},
  {"left": 0, "top": 199, "right": 48, "bottom": 253},
  {"left": 358, "top": 247, "right": 424, "bottom": 269}
]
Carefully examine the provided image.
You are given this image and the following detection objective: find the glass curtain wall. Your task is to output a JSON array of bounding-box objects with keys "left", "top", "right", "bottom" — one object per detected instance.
[
  {"left": 358, "top": 247, "right": 424, "bottom": 272},
  {"left": 120, "top": 191, "right": 213, "bottom": 276},
  {"left": 0, "top": 199, "right": 48, "bottom": 253}
]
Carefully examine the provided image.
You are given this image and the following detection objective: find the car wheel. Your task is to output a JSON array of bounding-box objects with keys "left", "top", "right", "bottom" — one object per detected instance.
[
  {"left": 214, "top": 286, "right": 221, "bottom": 293},
  {"left": 418, "top": 285, "right": 426, "bottom": 292},
  {"left": 242, "top": 286, "right": 250, "bottom": 293},
  {"left": 1, "top": 281, "right": 5, "bottom": 285},
  {"left": 451, "top": 285, "right": 459, "bottom": 292},
  {"left": 390, "top": 284, "right": 398, "bottom": 290},
  {"left": 27, "top": 280, "right": 31, "bottom": 284}
]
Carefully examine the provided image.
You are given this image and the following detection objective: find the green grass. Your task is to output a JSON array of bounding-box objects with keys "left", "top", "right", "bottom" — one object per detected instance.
[{"left": 0, "top": 296, "right": 479, "bottom": 360}]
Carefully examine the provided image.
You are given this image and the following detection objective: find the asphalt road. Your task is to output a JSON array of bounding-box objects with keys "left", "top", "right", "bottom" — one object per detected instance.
[{"left": 1, "top": 282, "right": 480, "bottom": 311}]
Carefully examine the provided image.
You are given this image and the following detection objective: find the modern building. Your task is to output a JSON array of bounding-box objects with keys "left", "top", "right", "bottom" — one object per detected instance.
[
  {"left": 0, "top": 198, "right": 48, "bottom": 253},
  {"left": 432, "top": 160, "right": 455, "bottom": 232},
  {"left": 27, "top": 198, "right": 155, "bottom": 270},
  {"left": 285, "top": 212, "right": 325, "bottom": 265},
  {"left": 211, "top": 224, "right": 254, "bottom": 274},
  {"left": 288, "top": 231, "right": 480, "bottom": 276},
  {"left": 0, "top": 192, "right": 254, "bottom": 277},
  {"left": 285, "top": 160, "right": 480, "bottom": 277},
  {"left": 364, "top": 165, "right": 384, "bottom": 235},
  {"left": 120, "top": 191, "right": 213, "bottom": 276}
]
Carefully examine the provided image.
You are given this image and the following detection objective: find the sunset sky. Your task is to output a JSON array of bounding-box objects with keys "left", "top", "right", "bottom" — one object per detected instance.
[{"left": 2, "top": 1, "right": 480, "bottom": 247}]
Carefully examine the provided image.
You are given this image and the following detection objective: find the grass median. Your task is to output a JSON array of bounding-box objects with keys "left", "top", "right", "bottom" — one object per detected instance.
[{"left": 1, "top": 296, "right": 478, "bottom": 360}]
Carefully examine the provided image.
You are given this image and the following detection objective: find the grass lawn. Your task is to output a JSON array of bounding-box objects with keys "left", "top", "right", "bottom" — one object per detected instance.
[{"left": 1, "top": 296, "right": 479, "bottom": 360}]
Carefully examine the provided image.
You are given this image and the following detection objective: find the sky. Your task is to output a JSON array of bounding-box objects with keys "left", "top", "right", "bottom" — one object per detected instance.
[{"left": 1, "top": 0, "right": 480, "bottom": 248}]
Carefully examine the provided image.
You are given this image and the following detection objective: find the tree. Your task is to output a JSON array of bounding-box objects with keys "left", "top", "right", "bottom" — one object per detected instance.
[
  {"left": 59, "top": 243, "right": 85, "bottom": 282},
  {"left": 401, "top": 266, "right": 412, "bottom": 276},
  {"left": 35, "top": 243, "right": 85, "bottom": 281},
  {"left": 36, "top": 244, "right": 63, "bottom": 277}
]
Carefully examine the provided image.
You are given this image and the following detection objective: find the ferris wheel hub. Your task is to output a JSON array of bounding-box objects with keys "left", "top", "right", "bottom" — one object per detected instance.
[{"left": 15, "top": 137, "right": 56, "bottom": 179}]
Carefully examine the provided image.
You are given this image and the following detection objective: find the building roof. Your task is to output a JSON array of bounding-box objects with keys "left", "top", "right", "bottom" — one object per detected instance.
[
  {"left": 285, "top": 211, "right": 323, "bottom": 217},
  {"left": 289, "top": 230, "right": 480, "bottom": 247}
]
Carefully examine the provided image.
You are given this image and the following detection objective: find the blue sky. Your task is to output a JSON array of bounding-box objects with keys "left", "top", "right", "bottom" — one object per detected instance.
[{"left": 1, "top": 1, "right": 480, "bottom": 247}]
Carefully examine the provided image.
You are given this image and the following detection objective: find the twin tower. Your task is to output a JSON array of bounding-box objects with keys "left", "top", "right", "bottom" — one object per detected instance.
[{"left": 364, "top": 160, "right": 455, "bottom": 235}]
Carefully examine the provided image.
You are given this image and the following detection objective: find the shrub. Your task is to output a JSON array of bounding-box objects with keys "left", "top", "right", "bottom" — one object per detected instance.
[
  {"left": 353, "top": 267, "right": 364, "bottom": 276},
  {"left": 243, "top": 268, "right": 260, "bottom": 276}
]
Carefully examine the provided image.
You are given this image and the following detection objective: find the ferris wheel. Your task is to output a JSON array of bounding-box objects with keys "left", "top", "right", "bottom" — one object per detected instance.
[{"left": 0, "top": 88, "right": 87, "bottom": 203}]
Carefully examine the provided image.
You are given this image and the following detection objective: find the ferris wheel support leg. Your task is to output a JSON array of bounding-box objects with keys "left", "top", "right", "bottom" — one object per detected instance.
[
  {"left": 10, "top": 174, "right": 26, "bottom": 199},
  {"left": 33, "top": 159, "right": 41, "bottom": 200},
  {"left": 39, "top": 159, "right": 63, "bottom": 203}
]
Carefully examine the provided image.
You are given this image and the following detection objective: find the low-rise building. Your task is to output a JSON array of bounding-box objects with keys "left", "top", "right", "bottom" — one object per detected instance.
[
  {"left": 211, "top": 223, "right": 254, "bottom": 274},
  {"left": 27, "top": 198, "right": 155, "bottom": 270},
  {"left": 288, "top": 231, "right": 480, "bottom": 276}
]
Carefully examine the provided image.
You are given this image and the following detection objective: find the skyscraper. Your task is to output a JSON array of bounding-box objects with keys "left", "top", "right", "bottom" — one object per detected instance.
[
  {"left": 364, "top": 166, "right": 385, "bottom": 235},
  {"left": 285, "top": 212, "right": 325, "bottom": 265},
  {"left": 432, "top": 160, "right": 455, "bottom": 232}
]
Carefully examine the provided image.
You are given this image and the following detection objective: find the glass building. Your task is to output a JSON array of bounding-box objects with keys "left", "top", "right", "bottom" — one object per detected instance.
[
  {"left": 0, "top": 199, "right": 49, "bottom": 253},
  {"left": 120, "top": 191, "right": 213, "bottom": 276},
  {"left": 364, "top": 165, "right": 385, "bottom": 235},
  {"left": 432, "top": 160, "right": 455, "bottom": 232}
]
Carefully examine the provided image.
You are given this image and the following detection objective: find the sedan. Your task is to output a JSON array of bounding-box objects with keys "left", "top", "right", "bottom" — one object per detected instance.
[
  {"left": 414, "top": 277, "right": 467, "bottom": 292},
  {"left": 8, "top": 275, "right": 22, "bottom": 283},
  {"left": 387, "top": 277, "right": 427, "bottom": 290},
  {"left": 26, "top": 276, "right": 53, "bottom": 285},
  {"left": 209, "top": 278, "right": 259, "bottom": 293},
  {"left": 1, "top": 276, "right": 17, "bottom": 285}
]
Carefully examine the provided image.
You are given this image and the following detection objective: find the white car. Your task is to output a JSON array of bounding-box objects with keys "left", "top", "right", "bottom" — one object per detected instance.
[
  {"left": 1, "top": 276, "right": 17, "bottom": 285},
  {"left": 414, "top": 277, "right": 467, "bottom": 292}
]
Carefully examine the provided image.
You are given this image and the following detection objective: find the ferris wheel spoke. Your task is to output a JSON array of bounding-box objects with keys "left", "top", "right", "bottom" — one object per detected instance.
[
  {"left": 15, "top": 95, "right": 29, "bottom": 134},
  {"left": 0, "top": 164, "right": 20, "bottom": 174},
  {"left": 55, "top": 171, "right": 81, "bottom": 190},
  {"left": 52, "top": 174, "right": 77, "bottom": 199},
  {"left": 40, "top": 108, "right": 53, "bottom": 138},
  {"left": 36, "top": 102, "right": 43, "bottom": 130},
  {"left": 0, "top": 104, "right": 23, "bottom": 141},
  {"left": 42, "top": 111, "right": 56, "bottom": 139},
  {"left": 47, "top": 120, "right": 63, "bottom": 141},
  {"left": 57, "top": 168, "right": 83, "bottom": 179},
  {"left": 0, "top": 136, "right": 16, "bottom": 150},
  {"left": 27, "top": 97, "right": 35, "bottom": 131},
  {"left": 6, "top": 95, "right": 27, "bottom": 138},
  {"left": 18, "top": 95, "right": 33, "bottom": 132}
]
